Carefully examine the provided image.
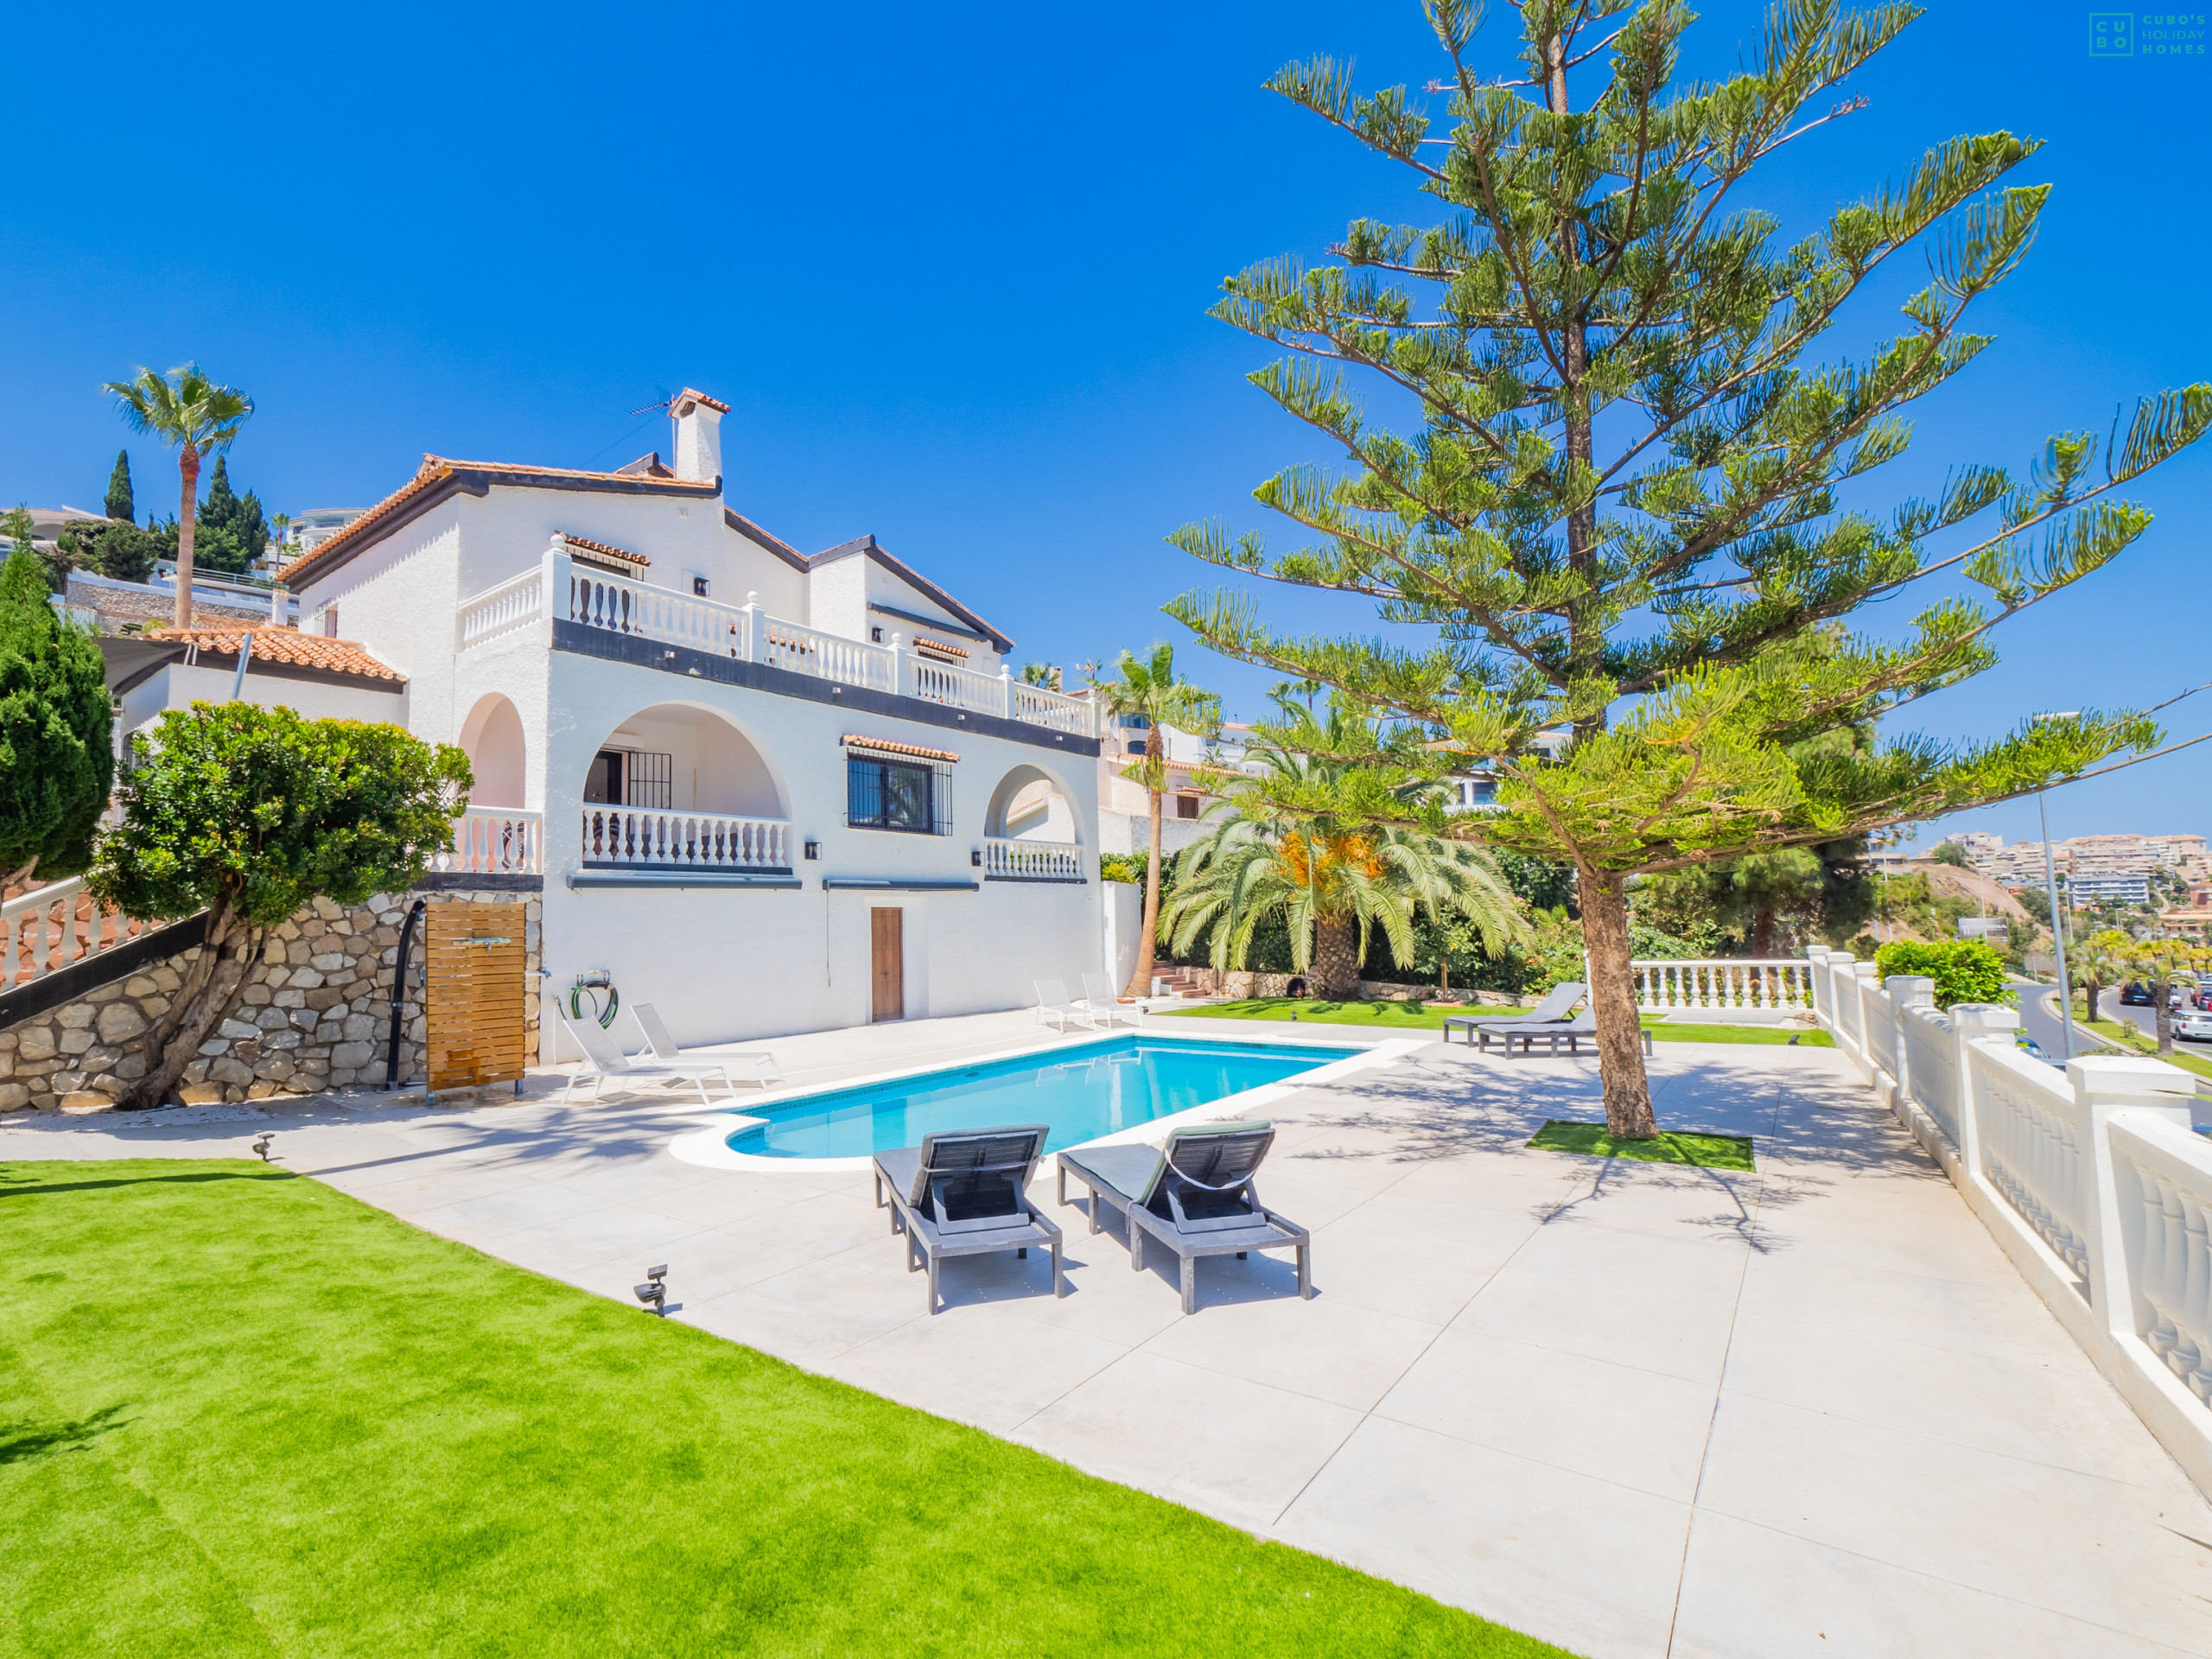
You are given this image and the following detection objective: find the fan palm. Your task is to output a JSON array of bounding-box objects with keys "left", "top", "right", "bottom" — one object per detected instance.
[
  {"left": 1161, "top": 700, "right": 1525, "bottom": 998},
  {"left": 104, "top": 365, "right": 253, "bottom": 628},
  {"left": 1090, "top": 645, "right": 1220, "bottom": 998}
]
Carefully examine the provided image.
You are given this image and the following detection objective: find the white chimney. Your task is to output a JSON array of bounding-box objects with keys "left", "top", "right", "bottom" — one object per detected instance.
[{"left": 671, "top": 388, "right": 728, "bottom": 486}]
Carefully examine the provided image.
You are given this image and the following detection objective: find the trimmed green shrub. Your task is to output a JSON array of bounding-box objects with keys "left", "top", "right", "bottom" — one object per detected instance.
[{"left": 1873, "top": 939, "right": 2011, "bottom": 1009}]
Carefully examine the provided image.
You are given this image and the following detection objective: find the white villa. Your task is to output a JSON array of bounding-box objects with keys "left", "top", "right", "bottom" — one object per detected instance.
[{"left": 126, "top": 390, "right": 1103, "bottom": 1052}]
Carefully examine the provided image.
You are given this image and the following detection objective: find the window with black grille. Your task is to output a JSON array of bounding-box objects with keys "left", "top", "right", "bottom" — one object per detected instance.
[
  {"left": 846, "top": 752, "right": 950, "bottom": 835},
  {"left": 583, "top": 748, "right": 674, "bottom": 809}
]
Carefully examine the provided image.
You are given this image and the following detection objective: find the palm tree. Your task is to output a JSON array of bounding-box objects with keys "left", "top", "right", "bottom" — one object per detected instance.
[
  {"left": 104, "top": 365, "right": 253, "bottom": 628},
  {"left": 1090, "top": 645, "right": 1220, "bottom": 999},
  {"left": 2070, "top": 929, "right": 2133, "bottom": 1027},
  {"left": 1160, "top": 700, "right": 1525, "bottom": 998},
  {"left": 2120, "top": 938, "right": 2212, "bottom": 1055}
]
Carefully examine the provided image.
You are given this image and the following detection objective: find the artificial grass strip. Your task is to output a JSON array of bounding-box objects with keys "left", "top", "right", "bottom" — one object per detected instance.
[
  {"left": 1160, "top": 998, "right": 1831, "bottom": 1046},
  {"left": 0, "top": 1160, "right": 1574, "bottom": 1659},
  {"left": 1526, "top": 1121, "right": 1757, "bottom": 1172},
  {"left": 1649, "top": 1022, "right": 1833, "bottom": 1047}
]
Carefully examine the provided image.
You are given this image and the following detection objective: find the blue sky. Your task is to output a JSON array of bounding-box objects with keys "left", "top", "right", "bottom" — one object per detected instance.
[{"left": 3, "top": 0, "right": 2205, "bottom": 853}]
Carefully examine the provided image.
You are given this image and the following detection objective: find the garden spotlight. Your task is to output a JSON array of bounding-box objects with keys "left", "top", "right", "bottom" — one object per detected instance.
[
  {"left": 634, "top": 1265, "right": 668, "bottom": 1314},
  {"left": 252, "top": 1134, "right": 274, "bottom": 1161}
]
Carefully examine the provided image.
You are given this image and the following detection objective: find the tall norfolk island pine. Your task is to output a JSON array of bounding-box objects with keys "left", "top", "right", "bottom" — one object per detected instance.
[{"left": 1170, "top": 0, "right": 2210, "bottom": 1136}]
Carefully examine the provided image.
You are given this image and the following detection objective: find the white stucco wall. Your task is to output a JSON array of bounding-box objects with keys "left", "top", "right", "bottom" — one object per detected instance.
[{"left": 118, "top": 662, "right": 405, "bottom": 741}]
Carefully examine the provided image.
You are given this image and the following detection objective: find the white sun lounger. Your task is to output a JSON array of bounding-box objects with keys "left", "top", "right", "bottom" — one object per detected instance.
[
  {"left": 1076, "top": 973, "right": 1141, "bottom": 1027},
  {"left": 629, "top": 1001, "right": 783, "bottom": 1089},
  {"left": 555, "top": 1004, "right": 734, "bottom": 1107},
  {"left": 1033, "top": 978, "right": 1096, "bottom": 1032}
]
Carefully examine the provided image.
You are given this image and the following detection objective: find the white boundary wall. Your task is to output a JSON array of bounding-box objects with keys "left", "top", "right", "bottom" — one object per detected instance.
[{"left": 1805, "top": 944, "right": 2212, "bottom": 1498}]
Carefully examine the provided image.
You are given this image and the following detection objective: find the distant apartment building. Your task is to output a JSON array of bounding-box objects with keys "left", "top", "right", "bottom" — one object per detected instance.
[
  {"left": 2064, "top": 870, "right": 2151, "bottom": 906},
  {"left": 283, "top": 507, "right": 368, "bottom": 553}
]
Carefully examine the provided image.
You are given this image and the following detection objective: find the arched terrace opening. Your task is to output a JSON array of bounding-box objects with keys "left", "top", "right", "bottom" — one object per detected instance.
[
  {"left": 982, "top": 763, "right": 1084, "bottom": 881},
  {"left": 581, "top": 702, "right": 791, "bottom": 871}
]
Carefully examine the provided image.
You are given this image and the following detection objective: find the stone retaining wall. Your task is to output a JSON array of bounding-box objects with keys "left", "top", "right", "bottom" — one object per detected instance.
[{"left": 0, "top": 887, "right": 539, "bottom": 1114}]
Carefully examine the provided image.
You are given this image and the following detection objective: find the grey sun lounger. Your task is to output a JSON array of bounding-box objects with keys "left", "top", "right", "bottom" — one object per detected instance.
[
  {"left": 1056, "top": 1122, "right": 1311, "bottom": 1315},
  {"left": 1492, "top": 1013, "right": 1655, "bottom": 1058},
  {"left": 872, "top": 1124, "right": 1065, "bottom": 1314},
  {"left": 1442, "top": 982, "right": 1585, "bottom": 1046}
]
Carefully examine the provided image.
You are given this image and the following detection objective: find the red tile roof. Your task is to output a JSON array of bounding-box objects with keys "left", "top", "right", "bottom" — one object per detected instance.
[
  {"left": 842, "top": 734, "right": 959, "bottom": 763},
  {"left": 143, "top": 627, "right": 406, "bottom": 684},
  {"left": 673, "top": 387, "right": 730, "bottom": 414},
  {"left": 276, "top": 454, "right": 715, "bottom": 588},
  {"left": 558, "top": 533, "right": 651, "bottom": 569},
  {"left": 912, "top": 635, "right": 970, "bottom": 660}
]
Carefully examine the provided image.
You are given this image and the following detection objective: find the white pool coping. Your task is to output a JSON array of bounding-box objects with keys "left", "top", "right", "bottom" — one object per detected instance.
[{"left": 665, "top": 1029, "right": 1428, "bottom": 1174}]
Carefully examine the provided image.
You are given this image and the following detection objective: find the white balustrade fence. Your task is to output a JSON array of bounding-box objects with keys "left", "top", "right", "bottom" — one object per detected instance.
[
  {"left": 3, "top": 877, "right": 160, "bottom": 995},
  {"left": 1803, "top": 942, "right": 2212, "bottom": 1498},
  {"left": 1635, "top": 958, "right": 1809, "bottom": 1014},
  {"left": 437, "top": 808, "right": 543, "bottom": 877},
  {"left": 981, "top": 838, "right": 1084, "bottom": 881},
  {"left": 582, "top": 808, "right": 791, "bottom": 872},
  {"left": 456, "top": 551, "right": 1101, "bottom": 738}
]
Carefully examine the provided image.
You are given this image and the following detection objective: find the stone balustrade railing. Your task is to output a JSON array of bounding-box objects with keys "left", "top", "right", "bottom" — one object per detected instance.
[
  {"left": 581, "top": 808, "right": 791, "bottom": 872},
  {"left": 3, "top": 877, "right": 157, "bottom": 995},
  {"left": 460, "top": 549, "right": 1098, "bottom": 738},
  {"left": 1804, "top": 943, "right": 2212, "bottom": 1498},
  {"left": 981, "top": 837, "right": 1084, "bottom": 882},
  {"left": 1636, "top": 957, "right": 1809, "bottom": 1014},
  {"left": 436, "top": 808, "right": 543, "bottom": 877}
]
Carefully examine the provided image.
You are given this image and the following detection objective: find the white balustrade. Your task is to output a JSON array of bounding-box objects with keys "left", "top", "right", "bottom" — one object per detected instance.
[
  {"left": 456, "top": 566, "right": 545, "bottom": 650},
  {"left": 3, "top": 877, "right": 154, "bottom": 992},
  {"left": 2111, "top": 1116, "right": 2212, "bottom": 1404},
  {"left": 565, "top": 556, "right": 747, "bottom": 658},
  {"left": 981, "top": 838, "right": 1084, "bottom": 881},
  {"left": 760, "top": 616, "right": 897, "bottom": 693},
  {"left": 910, "top": 655, "right": 1003, "bottom": 716},
  {"left": 582, "top": 808, "right": 791, "bottom": 872},
  {"left": 1899, "top": 999, "right": 1962, "bottom": 1147},
  {"left": 437, "top": 807, "right": 543, "bottom": 876},
  {"left": 1967, "top": 1039, "right": 2094, "bottom": 1278},
  {"left": 1634, "top": 958, "right": 1808, "bottom": 1014},
  {"left": 1012, "top": 678, "right": 1093, "bottom": 734}
]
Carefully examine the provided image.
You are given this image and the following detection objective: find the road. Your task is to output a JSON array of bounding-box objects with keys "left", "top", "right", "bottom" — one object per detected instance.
[{"left": 2011, "top": 976, "right": 2212, "bottom": 1100}]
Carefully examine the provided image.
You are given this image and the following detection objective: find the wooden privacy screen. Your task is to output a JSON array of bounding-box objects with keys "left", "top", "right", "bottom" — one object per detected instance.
[{"left": 425, "top": 900, "right": 526, "bottom": 1093}]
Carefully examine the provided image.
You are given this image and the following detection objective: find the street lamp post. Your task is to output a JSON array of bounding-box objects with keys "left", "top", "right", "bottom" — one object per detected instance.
[{"left": 2035, "top": 713, "right": 2081, "bottom": 1063}]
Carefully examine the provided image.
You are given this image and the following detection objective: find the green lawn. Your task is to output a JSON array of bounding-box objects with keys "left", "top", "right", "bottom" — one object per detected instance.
[
  {"left": 1526, "top": 1121, "right": 1757, "bottom": 1172},
  {"left": 0, "top": 1160, "right": 1569, "bottom": 1658},
  {"left": 1160, "top": 997, "right": 1830, "bottom": 1046}
]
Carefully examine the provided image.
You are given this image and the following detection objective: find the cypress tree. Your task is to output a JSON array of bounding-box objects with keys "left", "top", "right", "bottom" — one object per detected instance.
[
  {"left": 0, "top": 550, "right": 113, "bottom": 888},
  {"left": 200, "top": 455, "right": 240, "bottom": 537},
  {"left": 1168, "top": 0, "right": 2212, "bottom": 1136},
  {"left": 105, "top": 448, "right": 134, "bottom": 524},
  {"left": 238, "top": 488, "right": 269, "bottom": 563}
]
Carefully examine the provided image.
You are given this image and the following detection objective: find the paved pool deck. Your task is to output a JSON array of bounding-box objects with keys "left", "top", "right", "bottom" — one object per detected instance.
[{"left": 5, "top": 1007, "right": 2209, "bottom": 1658}]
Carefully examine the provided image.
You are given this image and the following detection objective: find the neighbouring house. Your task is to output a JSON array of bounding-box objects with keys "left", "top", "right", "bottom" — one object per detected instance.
[
  {"left": 283, "top": 507, "right": 369, "bottom": 552},
  {"left": 220, "top": 389, "right": 1104, "bottom": 1054}
]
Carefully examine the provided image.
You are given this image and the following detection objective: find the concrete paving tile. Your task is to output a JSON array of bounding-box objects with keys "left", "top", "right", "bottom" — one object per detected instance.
[
  {"left": 1014, "top": 1351, "right": 1365, "bottom": 1532},
  {"left": 1505, "top": 1209, "right": 1753, "bottom": 1306},
  {"left": 480, "top": 1203, "right": 709, "bottom": 1279},
  {"left": 1139, "top": 1291, "right": 1440, "bottom": 1412},
  {"left": 1453, "top": 1261, "right": 1743, "bottom": 1386},
  {"left": 1719, "top": 1309, "right": 2184, "bottom": 1490},
  {"left": 404, "top": 1180, "right": 613, "bottom": 1245},
  {"left": 823, "top": 1304, "right": 1128, "bottom": 1434},
  {"left": 1306, "top": 1194, "right": 1543, "bottom": 1324},
  {"left": 1527, "top": 1157, "right": 1768, "bottom": 1247},
  {"left": 1272, "top": 1415, "right": 1691, "bottom": 1659},
  {"left": 321, "top": 1160, "right": 542, "bottom": 1217},
  {"left": 1670, "top": 1509, "right": 2206, "bottom": 1659},
  {"left": 1376, "top": 1327, "right": 1717, "bottom": 1503},
  {"left": 679, "top": 1259, "right": 930, "bottom": 1367},
  {"left": 711, "top": 1186, "right": 890, "bottom": 1261},
  {"left": 1734, "top": 1243, "right": 2073, "bottom": 1363},
  {"left": 628, "top": 1170, "right": 828, "bottom": 1229},
  {"left": 1694, "top": 1391, "right": 2212, "bottom": 1652},
  {"left": 1382, "top": 1146, "right": 1596, "bottom": 1217}
]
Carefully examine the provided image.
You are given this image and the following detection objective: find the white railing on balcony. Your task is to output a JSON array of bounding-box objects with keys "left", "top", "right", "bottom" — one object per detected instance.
[
  {"left": 1802, "top": 942, "right": 2212, "bottom": 1498},
  {"left": 582, "top": 808, "right": 791, "bottom": 872},
  {"left": 436, "top": 807, "right": 543, "bottom": 876},
  {"left": 981, "top": 838, "right": 1084, "bottom": 881},
  {"left": 3, "top": 877, "right": 162, "bottom": 995},
  {"left": 458, "top": 549, "right": 1100, "bottom": 739},
  {"left": 1968, "top": 1038, "right": 2093, "bottom": 1278},
  {"left": 456, "top": 565, "right": 546, "bottom": 650},
  {"left": 911, "top": 655, "right": 1003, "bottom": 716},
  {"left": 760, "top": 616, "right": 896, "bottom": 693},
  {"left": 1636, "top": 958, "right": 1809, "bottom": 1014},
  {"left": 2113, "top": 1116, "right": 2212, "bottom": 1405}
]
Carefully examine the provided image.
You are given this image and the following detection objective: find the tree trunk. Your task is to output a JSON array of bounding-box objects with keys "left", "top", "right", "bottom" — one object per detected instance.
[
  {"left": 1121, "top": 726, "right": 1166, "bottom": 1000},
  {"left": 1579, "top": 866, "right": 1658, "bottom": 1138},
  {"left": 2155, "top": 982, "right": 2173, "bottom": 1055},
  {"left": 1312, "top": 912, "right": 1359, "bottom": 999},
  {"left": 1751, "top": 906, "right": 1777, "bottom": 959},
  {"left": 175, "top": 444, "right": 200, "bottom": 629},
  {"left": 122, "top": 896, "right": 265, "bottom": 1107}
]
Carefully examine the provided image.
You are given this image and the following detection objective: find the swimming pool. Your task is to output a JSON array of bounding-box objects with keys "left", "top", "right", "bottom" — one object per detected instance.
[{"left": 721, "top": 1034, "right": 1362, "bottom": 1160}]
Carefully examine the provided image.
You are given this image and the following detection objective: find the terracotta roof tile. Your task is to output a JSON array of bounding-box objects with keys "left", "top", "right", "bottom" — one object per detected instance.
[
  {"left": 558, "top": 533, "right": 651, "bottom": 569},
  {"left": 842, "top": 734, "right": 959, "bottom": 763},
  {"left": 673, "top": 387, "right": 730, "bottom": 414},
  {"left": 912, "top": 635, "right": 970, "bottom": 660},
  {"left": 276, "top": 454, "right": 714, "bottom": 588},
  {"left": 143, "top": 627, "right": 407, "bottom": 684},
  {"left": 614, "top": 451, "right": 675, "bottom": 478}
]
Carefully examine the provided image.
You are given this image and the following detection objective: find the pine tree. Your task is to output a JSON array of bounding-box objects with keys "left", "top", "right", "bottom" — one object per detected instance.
[
  {"left": 105, "top": 448, "right": 134, "bottom": 524},
  {"left": 1166, "top": 0, "right": 2212, "bottom": 1136}
]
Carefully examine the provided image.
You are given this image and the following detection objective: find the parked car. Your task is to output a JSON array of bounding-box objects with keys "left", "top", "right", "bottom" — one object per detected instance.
[
  {"left": 2175, "top": 1011, "right": 2212, "bottom": 1044},
  {"left": 2120, "top": 982, "right": 2153, "bottom": 1006}
]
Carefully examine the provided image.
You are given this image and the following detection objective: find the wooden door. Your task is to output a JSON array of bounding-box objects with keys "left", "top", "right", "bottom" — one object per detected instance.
[
  {"left": 869, "top": 907, "right": 904, "bottom": 1022},
  {"left": 425, "top": 900, "right": 526, "bottom": 1093}
]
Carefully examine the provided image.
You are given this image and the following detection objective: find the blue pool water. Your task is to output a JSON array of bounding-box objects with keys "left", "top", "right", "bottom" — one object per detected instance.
[{"left": 725, "top": 1034, "right": 1361, "bottom": 1160}]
